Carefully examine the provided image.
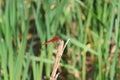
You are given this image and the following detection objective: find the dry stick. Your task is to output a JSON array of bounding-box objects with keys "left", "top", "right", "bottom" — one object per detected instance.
[{"left": 50, "top": 39, "right": 70, "bottom": 80}]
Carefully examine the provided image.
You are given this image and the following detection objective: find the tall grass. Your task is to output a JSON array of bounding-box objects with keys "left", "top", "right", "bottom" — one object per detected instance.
[{"left": 0, "top": 0, "right": 120, "bottom": 80}]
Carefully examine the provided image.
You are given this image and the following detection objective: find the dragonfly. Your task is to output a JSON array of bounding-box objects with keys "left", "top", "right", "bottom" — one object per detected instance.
[{"left": 42, "top": 36, "right": 61, "bottom": 46}]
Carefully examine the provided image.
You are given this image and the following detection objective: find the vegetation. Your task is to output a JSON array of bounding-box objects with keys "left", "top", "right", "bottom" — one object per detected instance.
[{"left": 0, "top": 0, "right": 120, "bottom": 80}]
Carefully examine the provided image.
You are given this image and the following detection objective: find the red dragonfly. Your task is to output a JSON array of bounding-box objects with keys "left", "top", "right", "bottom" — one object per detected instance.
[{"left": 42, "top": 36, "right": 61, "bottom": 46}]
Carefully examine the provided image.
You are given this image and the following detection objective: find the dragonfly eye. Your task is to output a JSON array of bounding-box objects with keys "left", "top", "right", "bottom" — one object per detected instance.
[{"left": 54, "top": 36, "right": 60, "bottom": 40}]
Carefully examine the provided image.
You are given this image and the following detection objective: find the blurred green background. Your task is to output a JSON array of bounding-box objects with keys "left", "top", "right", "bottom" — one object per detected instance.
[{"left": 0, "top": 0, "right": 120, "bottom": 80}]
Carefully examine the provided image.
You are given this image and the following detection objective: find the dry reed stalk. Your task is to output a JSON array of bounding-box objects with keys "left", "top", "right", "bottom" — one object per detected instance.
[{"left": 50, "top": 39, "right": 70, "bottom": 80}]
